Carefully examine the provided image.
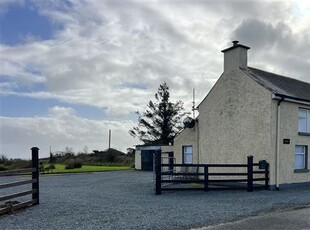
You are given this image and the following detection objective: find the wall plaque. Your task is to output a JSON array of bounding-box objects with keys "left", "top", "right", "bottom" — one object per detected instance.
[{"left": 283, "top": 139, "right": 290, "bottom": 144}]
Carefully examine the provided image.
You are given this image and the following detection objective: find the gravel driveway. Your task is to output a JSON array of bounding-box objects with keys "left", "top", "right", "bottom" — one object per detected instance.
[{"left": 1, "top": 171, "right": 310, "bottom": 230}]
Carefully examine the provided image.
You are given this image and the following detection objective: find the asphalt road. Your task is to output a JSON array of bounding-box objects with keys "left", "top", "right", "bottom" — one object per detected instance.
[{"left": 195, "top": 206, "right": 310, "bottom": 230}]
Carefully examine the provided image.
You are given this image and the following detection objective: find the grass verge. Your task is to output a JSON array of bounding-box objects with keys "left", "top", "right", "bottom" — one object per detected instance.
[{"left": 42, "top": 164, "right": 131, "bottom": 174}]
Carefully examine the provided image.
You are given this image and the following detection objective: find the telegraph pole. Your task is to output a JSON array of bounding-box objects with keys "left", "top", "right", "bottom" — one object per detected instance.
[{"left": 108, "top": 129, "right": 111, "bottom": 150}]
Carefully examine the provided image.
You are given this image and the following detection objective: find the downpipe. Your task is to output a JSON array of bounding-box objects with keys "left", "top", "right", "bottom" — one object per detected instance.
[{"left": 276, "top": 97, "right": 284, "bottom": 190}]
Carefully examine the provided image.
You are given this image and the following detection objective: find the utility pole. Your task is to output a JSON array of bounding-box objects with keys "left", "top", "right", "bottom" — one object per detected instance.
[
  {"left": 108, "top": 129, "right": 111, "bottom": 150},
  {"left": 49, "top": 146, "right": 52, "bottom": 163}
]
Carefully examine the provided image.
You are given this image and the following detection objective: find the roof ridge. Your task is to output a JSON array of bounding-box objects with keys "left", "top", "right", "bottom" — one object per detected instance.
[
  {"left": 243, "top": 67, "right": 310, "bottom": 102},
  {"left": 248, "top": 67, "right": 310, "bottom": 86}
]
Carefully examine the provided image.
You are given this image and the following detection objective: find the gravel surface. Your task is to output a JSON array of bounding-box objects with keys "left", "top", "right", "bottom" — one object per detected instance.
[{"left": 1, "top": 171, "right": 310, "bottom": 230}]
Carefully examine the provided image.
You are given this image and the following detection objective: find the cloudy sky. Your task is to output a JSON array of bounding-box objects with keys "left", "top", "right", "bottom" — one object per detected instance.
[{"left": 0, "top": 0, "right": 309, "bottom": 159}]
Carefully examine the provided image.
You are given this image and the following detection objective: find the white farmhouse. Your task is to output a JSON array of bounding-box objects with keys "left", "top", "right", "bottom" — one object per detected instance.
[{"left": 174, "top": 41, "right": 310, "bottom": 189}]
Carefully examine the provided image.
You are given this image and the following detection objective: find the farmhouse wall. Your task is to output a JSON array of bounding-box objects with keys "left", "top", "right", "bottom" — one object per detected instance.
[
  {"left": 277, "top": 101, "right": 310, "bottom": 185},
  {"left": 198, "top": 69, "right": 277, "bottom": 184},
  {"left": 174, "top": 122, "right": 199, "bottom": 164}
]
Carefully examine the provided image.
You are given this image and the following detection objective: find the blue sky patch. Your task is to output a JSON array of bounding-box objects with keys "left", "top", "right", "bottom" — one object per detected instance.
[
  {"left": 0, "top": 95, "right": 108, "bottom": 120},
  {"left": 0, "top": 76, "right": 46, "bottom": 92},
  {"left": 0, "top": 2, "right": 53, "bottom": 45}
]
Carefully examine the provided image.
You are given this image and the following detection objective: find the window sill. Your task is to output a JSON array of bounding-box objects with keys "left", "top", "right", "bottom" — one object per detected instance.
[
  {"left": 298, "top": 132, "right": 310, "bottom": 136},
  {"left": 294, "top": 169, "right": 309, "bottom": 173}
]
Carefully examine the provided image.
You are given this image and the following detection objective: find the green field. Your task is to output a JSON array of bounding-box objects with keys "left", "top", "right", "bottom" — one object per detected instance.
[{"left": 41, "top": 164, "right": 131, "bottom": 174}]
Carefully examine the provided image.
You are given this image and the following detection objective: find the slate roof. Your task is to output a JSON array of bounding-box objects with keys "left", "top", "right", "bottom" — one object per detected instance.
[{"left": 243, "top": 67, "right": 310, "bottom": 102}]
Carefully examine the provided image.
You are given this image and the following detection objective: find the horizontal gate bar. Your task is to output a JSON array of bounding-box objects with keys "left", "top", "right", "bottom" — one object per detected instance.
[
  {"left": 0, "top": 189, "right": 37, "bottom": 202},
  {"left": 161, "top": 172, "right": 204, "bottom": 176},
  {"left": 208, "top": 179, "right": 248, "bottom": 182},
  {"left": 0, "top": 179, "right": 37, "bottom": 189},
  {"left": 0, "top": 168, "right": 36, "bottom": 177},
  {"left": 208, "top": 173, "right": 247, "bottom": 176},
  {"left": 253, "top": 178, "right": 267, "bottom": 181},
  {"left": 161, "top": 187, "right": 204, "bottom": 191},
  {"left": 161, "top": 164, "right": 248, "bottom": 167},
  {"left": 161, "top": 179, "right": 204, "bottom": 183}
]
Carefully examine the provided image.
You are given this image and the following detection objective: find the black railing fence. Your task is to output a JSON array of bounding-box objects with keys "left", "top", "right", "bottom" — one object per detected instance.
[{"left": 154, "top": 151, "right": 269, "bottom": 195}]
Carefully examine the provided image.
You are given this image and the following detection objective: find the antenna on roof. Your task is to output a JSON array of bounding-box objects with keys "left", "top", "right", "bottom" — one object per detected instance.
[
  {"left": 192, "top": 88, "right": 196, "bottom": 119},
  {"left": 183, "top": 88, "right": 198, "bottom": 129}
]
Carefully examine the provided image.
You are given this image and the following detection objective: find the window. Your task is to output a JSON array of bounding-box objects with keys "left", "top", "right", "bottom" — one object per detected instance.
[
  {"left": 295, "top": 145, "right": 308, "bottom": 170},
  {"left": 183, "top": 146, "right": 193, "bottom": 164},
  {"left": 298, "top": 108, "right": 310, "bottom": 133}
]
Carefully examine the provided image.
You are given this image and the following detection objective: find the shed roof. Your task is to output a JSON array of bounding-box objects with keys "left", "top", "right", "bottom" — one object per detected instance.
[{"left": 243, "top": 67, "right": 310, "bottom": 102}]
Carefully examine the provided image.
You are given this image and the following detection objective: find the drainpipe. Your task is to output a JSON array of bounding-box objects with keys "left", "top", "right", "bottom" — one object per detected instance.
[
  {"left": 276, "top": 97, "right": 284, "bottom": 190},
  {"left": 197, "top": 120, "right": 200, "bottom": 164}
]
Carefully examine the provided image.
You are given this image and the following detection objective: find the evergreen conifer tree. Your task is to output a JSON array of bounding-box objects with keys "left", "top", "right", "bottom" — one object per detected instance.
[{"left": 129, "top": 82, "right": 189, "bottom": 145}]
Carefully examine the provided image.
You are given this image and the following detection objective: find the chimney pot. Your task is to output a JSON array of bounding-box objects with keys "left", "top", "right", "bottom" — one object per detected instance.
[{"left": 232, "top": 40, "right": 239, "bottom": 46}]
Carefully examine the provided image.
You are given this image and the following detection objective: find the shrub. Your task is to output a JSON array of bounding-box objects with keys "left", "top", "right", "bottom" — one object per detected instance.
[
  {"left": 65, "top": 165, "right": 72, "bottom": 169},
  {"left": 74, "top": 162, "right": 82, "bottom": 168},
  {"left": 49, "top": 164, "right": 55, "bottom": 170},
  {"left": 0, "top": 155, "right": 8, "bottom": 164},
  {"left": 65, "top": 164, "right": 74, "bottom": 169},
  {"left": 39, "top": 165, "right": 45, "bottom": 172},
  {"left": 65, "top": 162, "right": 82, "bottom": 169},
  {"left": 0, "top": 165, "right": 7, "bottom": 171}
]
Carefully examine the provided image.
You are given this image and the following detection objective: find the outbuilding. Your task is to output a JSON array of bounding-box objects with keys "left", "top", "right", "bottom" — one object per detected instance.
[{"left": 135, "top": 145, "right": 173, "bottom": 171}]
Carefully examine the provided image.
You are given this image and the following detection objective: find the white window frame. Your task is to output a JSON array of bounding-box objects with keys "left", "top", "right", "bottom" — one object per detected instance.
[
  {"left": 298, "top": 108, "right": 310, "bottom": 133},
  {"left": 295, "top": 145, "right": 307, "bottom": 170},
  {"left": 182, "top": 146, "right": 193, "bottom": 164}
]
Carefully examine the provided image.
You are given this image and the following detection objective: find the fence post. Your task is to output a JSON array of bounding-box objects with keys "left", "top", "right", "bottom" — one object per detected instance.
[
  {"left": 31, "top": 147, "right": 39, "bottom": 205},
  {"left": 155, "top": 150, "right": 162, "bottom": 195},
  {"left": 265, "top": 162, "right": 269, "bottom": 190},
  {"left": 247, "top": 155, "right": 253, "bottom": 192},
  {"left": 204, "top": 166, "right": 209, "bottom": 192}
]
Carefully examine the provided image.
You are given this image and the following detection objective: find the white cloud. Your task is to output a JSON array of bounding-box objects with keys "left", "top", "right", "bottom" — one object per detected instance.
[
  {"left": 1, "top": 0, "right": 309, "bottom": 158},
  {"left": 0, "top": 106, "right": 136, "bottom": 158},
  {"left": 48, "top": 105, "right": 76, "bottom": 117}
]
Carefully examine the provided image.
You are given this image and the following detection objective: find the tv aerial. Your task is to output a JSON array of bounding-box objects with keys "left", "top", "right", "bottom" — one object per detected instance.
[{"left": 183, "top": 88, "right": 198, "bottom": 128}]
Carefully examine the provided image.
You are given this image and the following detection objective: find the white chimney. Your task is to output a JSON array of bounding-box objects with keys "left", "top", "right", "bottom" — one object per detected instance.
[{"left": 221, "top": 41, "right": 250, "bottom": 72}]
